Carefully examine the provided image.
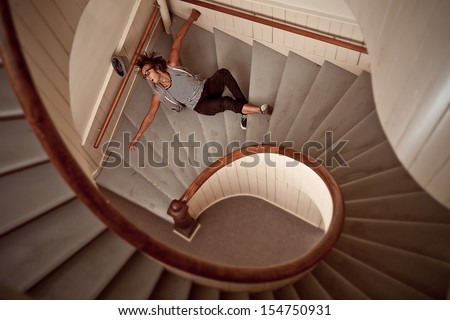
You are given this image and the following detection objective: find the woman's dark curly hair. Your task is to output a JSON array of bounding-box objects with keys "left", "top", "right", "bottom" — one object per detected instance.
[{"left": 135, "top": 51, "right": 167, "bottom": 73}]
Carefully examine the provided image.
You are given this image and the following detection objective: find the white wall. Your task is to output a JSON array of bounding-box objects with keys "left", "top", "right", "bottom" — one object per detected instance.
[
  {"left": 70, "top": 0, "right": 139, "bottom": 144},
  {"left": 347, "top": 0, "right": 450, "bottom": 209},
  {"left": 251, "top": 0, "right": 357, "bottom": 23},
  {"left": 168, "top": 0, "right": 369, "bottom": 75},
  {"left": 187, "top": 154, "right": 335, "bottom": 231},
  {"left": 10, "top": 0, "right": 94, "bottom": 175}
]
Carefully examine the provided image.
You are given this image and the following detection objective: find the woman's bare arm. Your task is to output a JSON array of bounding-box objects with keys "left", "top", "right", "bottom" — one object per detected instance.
[
  {"left": 168, "top": 9, "right": 201, "bottom": 67},
  {"left": 129, "top": 95, "right": 161, "bottom": 150}
]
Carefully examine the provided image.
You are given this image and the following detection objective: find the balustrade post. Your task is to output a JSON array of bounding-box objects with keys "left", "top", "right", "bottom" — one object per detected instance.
[{"left": 167, "top": 199, "right": 200, "bottom": 240}]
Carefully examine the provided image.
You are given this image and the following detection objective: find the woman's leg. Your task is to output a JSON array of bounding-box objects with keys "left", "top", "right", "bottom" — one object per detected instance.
[
  {"left": 203, "top": 68, "right": 248, "bottom": 102},
  {"left": 194, "top": 96, "right": 244, "bottom": 115},
  {"left": 195, "top": 68, "right": 272, "bottom": 115}
]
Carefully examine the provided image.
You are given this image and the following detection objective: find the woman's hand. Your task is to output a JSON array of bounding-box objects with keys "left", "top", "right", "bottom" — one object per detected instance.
[
  {"left": 128, "top": 138, "right": 139, "bottom": 151},
  {"left": 189, "top": 9, "right": 201, "bottom": 22}
]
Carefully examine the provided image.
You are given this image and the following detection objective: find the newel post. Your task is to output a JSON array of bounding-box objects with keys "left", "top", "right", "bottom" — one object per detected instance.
[{"left": 167, "top": 199, "right": 200, "bottom": 240}]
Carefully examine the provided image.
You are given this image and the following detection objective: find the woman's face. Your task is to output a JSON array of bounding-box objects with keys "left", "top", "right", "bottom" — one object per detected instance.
[{"left": 142, "top": 64, "right": 160, "bottom": 84}]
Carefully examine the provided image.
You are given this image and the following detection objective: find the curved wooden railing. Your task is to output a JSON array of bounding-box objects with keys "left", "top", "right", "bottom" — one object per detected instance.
[
  {"left": 168, "top": 144, "right": 345, "bottom": 287},
  {"left": 0, "top": 1, "right": 343, "bottom": 288},
  {"left": 182, "top": 0, "right": 367, "bottom": 53}
]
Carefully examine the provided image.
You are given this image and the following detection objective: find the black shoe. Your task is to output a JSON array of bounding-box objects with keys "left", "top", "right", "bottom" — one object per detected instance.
[{"left": 240, "top": 114, "right": 247, "bottom": 130}]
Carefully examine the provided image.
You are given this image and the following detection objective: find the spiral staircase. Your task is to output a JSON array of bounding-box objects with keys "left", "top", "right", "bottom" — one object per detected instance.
[{"left": 1, "top": 7, "right": 450, "bottom": 299}]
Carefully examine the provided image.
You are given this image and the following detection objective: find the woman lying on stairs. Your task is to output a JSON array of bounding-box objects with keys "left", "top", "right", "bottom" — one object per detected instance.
[{"left": 129, "top": 9, "right": 272, "bottom": 150}]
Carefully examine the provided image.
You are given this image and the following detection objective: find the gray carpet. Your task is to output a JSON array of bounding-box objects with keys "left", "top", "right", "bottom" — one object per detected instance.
[{"left": 100, "top": 188, "right": 325, "bottom": 268}]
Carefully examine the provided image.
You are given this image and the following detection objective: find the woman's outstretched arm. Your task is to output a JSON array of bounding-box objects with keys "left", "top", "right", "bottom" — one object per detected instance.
[{"left": 168, "top": 9, "right": 201, "bottom": 67}]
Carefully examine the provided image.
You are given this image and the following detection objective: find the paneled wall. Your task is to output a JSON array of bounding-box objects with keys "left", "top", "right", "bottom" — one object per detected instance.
[
  {"left": 346, "top": 0, "right": 450, "bottom": 209},
  {"left": 9, "top": 0, "right": 92, "bottom": 175},
  {"left": 9, "top": 0, "right": 163, "bottom": 178},
  {"left": 168, "top": 0, "right": 369, "bottom": 74},
  {"left": 78, "top": 0, "right": 162, "bottom": 176},
  {"left": 187, "top": 154, "right": 335, "bottom": 230}
]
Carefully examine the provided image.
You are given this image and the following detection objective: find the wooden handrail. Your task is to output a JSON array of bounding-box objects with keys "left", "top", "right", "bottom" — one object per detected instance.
[
  {"left": 93, "top": 4, "right": 160, "bottom": 148},
  {"left": 182, "top": 0, "right": 368, "bottom": 54},
  {"left": 1, "top": 1, "right": 344, "bottom": 285},
  {"left": 170, "top": 144, "right": 345, "bottom": 278}
]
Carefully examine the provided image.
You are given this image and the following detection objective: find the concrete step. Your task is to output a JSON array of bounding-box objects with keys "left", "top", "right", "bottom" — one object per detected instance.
[
  {"left": 0, "top": 199, "right": 105, "bottom": 291},
  {"left": 267, "top": 51, "right": 320, "bottom": 144},
  {"left": 286, "top": 61, "right": 357, "bottom": 150},
  {"left": 324, "top": 111, "right": 386, "bottom": 170},
  {"left": 246, "top": 41, "right": 286, "bottom": 143},
  {"left": 96, "top": 164, "right": 172, "bottom": 223},
  {"left": 344, "top": 191, "right": 450, "bottom": 223},
  {"left": 28, "top": 230, "right": 135, "bottom": 299},
  {"left": 343, "top": 218, "right": 450, "bottom": 263},
  {"left": 335, "top": 234, "right": 450, "bottom": 299},
  {"left": 324, "top": 248, "right": 430, "bottom": 299},
  {"left": 149, "top": 270, "right": 192, "bottom": 300},
  {"left": 272, "top": 284, "right": 300, "bottom": 299},
  {"left": 308, "top": 71, "right": 375, "bottom": 159},
  {"left": 0, "top": 119, "right": 47, "bottom": 175},
  {"left": 0, "top": 69, "right": 24, "bottom": 118},
  {"left": 123, "top": 70, "right": 198, "bottom": 187},
  {"left": 312, "top": 261, "right": 369, "bottom": 299},
  {"left": 98, "top": 252, "right": 164, "bottom": 299},
  {"left": 188, "top": 283, "right": 221, "bottom": 300},
  {"left": 249, "top": 290, "right": 275, "bottom": 300},
  {"left": 340, "top": 166, "right": 423, "bottom": 200},
  {"left": 214, "top": 28, "right": 252, "bottom": 151},
  {"left": 0, "top": 162, "right": 74, "bottom": 235},
  {"left": 220, "top": 291, "right": 250, "bottom": 300},
  {"left": 294, "top": 273, "right": 332, "bottom": 299},
  {"left": 104, "top": 116, "right": 186, "bottom": 200},
  {"left": 331, "top": 140, "right": 401, "bottom": 185}
]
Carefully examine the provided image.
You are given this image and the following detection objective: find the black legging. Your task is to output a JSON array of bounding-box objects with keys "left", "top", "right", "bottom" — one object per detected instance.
[{"left": 194, "top": 69, "right": 248, "bottom": 115}]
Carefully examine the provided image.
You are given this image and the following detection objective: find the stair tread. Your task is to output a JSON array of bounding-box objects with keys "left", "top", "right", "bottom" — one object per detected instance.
[
  {"left": 0, "top": 199, "right": 105, "bottom": 291},
  {"left": 189, "top": 283, "right": 221, "bottom": 300},
  {"left": 343, "top": 217, "right": 450, "bottom": 263},
  {"left": 335, "top": 233, "right": 450, "bottom": 298},
  {"left": 220, "top": 291, "right": 250, "bottom": 300},
  {"left": 105, "top": 116, "right": 186, "bottom": 199},
  {"left": 312, "top": 261, "right": 369, "bottom": 299},
  {"left": 98, "top": 251, "right": 164, "bottom": 299},
  {"left": 0, "top": 119, "right": 47, "bottom": 175},
  {"left": 246, "top": 41, "right": 286, "bottom": 143},
  {"left": 286, "top": 61, "right": 357, "bottom": 150},
  {"left": 123, "top": 82, "right": 197, "bottom": 187},
  {"left": 0, "top": 69, "right": 24, "bottom": 118},
  {"left": 214, "top": 28, "right": 252, "bottom": 149},
  {"left": 344, "top": 191, "right": 450, "bottom": 223},
  {"left": 327, "top": 111, "right": 386, "bottom": 169},
  {"left": 340, "top": 166, "right": 423, "bottom": 200},
  {"left": 249, "top": 290, "right": 275, "bottom": 300},
  {"left": 0, "top": 163, "right": 74, "bottom": 235},
  {"left": 294, "top": 273, "right": 332, "bottom": 300},
  {"left": 309, "top": 71, "right": 375, "bottom": 159},
  {"left": 149, "top": 270, "right": 192, "bottom": 300},
  {"left": 96, "top": 165, "right": 172, "bottom": 223},
  {"left": 272, "top": 284, "right": 300, "bottom": 300},
  {"left": 325, "top": 248, "right": 431, "bottom": 299},
  {"left": 267, "top": 51, "right": 320, "bottom": 143},
  {"left": 28, "top": 230, "right": 135, "bottom": 299},
  {"left": 331, "top": 140, "right": 401, "bottom": 185}
]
